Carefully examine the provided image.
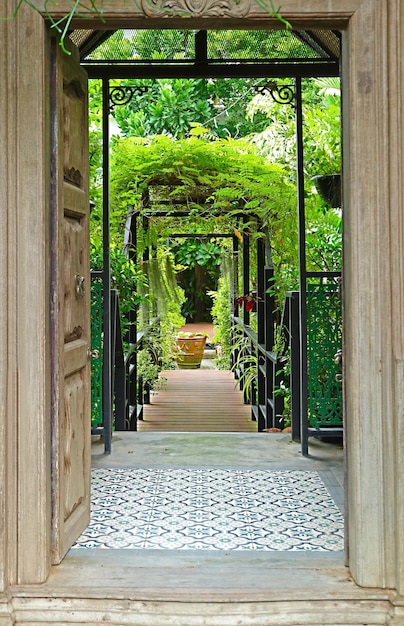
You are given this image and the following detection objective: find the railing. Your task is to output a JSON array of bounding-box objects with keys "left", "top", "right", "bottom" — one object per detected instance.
[
  {"left": 90, "top": 273, "right": 156, "bottom": 444},
  {"left": 231, "top": 277, "right": 342, "bottom": 441},
  {"left": 231, "top": 315, "right": 285, "bottom": 431},
  {"left": 91, "top": 272, "right": 342, "bottom": 446},
  {"left": 114, "top": 327, "right": 146, "bottom": 431}
]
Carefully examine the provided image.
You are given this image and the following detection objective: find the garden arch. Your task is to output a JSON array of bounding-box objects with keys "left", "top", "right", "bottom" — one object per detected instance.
[{"left": 1, "top": 0, "right": 403, "bottom": 622}]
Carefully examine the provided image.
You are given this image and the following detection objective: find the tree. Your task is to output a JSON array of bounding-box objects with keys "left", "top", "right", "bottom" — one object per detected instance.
[
  {"left": 113, "top": 79, "right": 211, "bottom": 138},
  {"left": 247, "top": 77, "right": 341, "bottom": 179}
]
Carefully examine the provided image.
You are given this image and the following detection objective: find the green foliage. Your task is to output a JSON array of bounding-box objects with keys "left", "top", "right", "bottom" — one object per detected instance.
[
  {"left": 209, "top": 276, "right": 232, "bottom": 369},
  {"left": 303, "top": 100, "right": 341, "bottom": 177},
  {"left": 110, "top": 134, "right": 297, "bottom": 267},
  {"left": 247, "top": 76, "right": 342, "bottom": 292},
  {"left": 111, "top": 77, "right": 271, "bottom": 140},
  {"left": 136, "top": 318, "right": 178, "bottom": 392},
  {"left": 140, "top": 247, "right": 186, "bottom": 323},
  {"left": 110, "top": 132, "right": 298, "bottom": 326},
  {"left": 230, "top": 331, "right": 258, "bottom": 402},
  {"left": 172, "top": 238, "right": 223, "bottom": 321},
  {"left": 248, "top": 77, "right": 341, "bottom": 179},
  {"left": 159, "top": 309, "right": 185, "bottom": 362},
  {"left": 270, "top": 264, "right": 300, "bottom": 309},
  {"left": 124, "top": 29, "right": 195, "bottom": 60},
  {"left": 306, "top": 205, "right": 342, "bottom": 272},
  {"left": 90, "top": 241, "right": 147, "bottom": 317},
  {"left": 114, "top": 79, "right": 211, "bottom": 139},
  {"left": 174, "top": 239, "right": 222, "bottom": 268},
  {"left": 137, "top": 248, "right": 185, "bottom": 392},
  {"left": 90, "top": 29, "right": 312, "bottom": 141},
  {"left": 88, "top": 80, "right": 103, "bottom": 229},
  {"left": 273, "top": 365, "right": 291, "bottom": 428},
  {"left": 247, "top": 86, "right": 297, "bottom": 175},
  {"left": 137, "top": 349, "right": 167, "bottom": 392}
]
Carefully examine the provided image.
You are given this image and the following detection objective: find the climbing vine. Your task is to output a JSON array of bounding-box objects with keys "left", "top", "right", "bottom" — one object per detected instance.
[
  {"left": 107, "top": 132, "right": 298, "bottom": 326},
  {"left": 110, "top": 132, "right": 298, "bottom": 271}
]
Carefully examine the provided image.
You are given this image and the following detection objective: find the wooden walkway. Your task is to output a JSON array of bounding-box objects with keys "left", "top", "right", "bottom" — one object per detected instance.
[{"left": 138, "top": 369, "right": 257, "bottom": 432}]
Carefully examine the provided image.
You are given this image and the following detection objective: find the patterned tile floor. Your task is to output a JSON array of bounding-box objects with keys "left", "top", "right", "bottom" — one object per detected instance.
[{"left": 72, "top": 467, "right": 344, "bottom": 551}]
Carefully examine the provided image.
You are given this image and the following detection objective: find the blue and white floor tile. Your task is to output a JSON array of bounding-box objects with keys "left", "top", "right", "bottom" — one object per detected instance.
[{"left": 72, "top": 468, "right": 344, "bottom": 551}]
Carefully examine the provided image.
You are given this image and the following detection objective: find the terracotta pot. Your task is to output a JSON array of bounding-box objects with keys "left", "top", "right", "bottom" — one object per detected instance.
[{"left": 175, "top": 334, "right": 207, "bottom": 369}]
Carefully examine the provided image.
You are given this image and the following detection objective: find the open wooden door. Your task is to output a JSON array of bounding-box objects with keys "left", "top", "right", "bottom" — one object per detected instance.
[{"left": 50, "top": 38, "right": 91, "bottom": 564}]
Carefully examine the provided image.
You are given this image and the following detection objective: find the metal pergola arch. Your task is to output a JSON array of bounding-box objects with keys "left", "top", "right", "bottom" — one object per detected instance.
[{"left": 78, "top": 27, "right": 341, "bottom": 454}]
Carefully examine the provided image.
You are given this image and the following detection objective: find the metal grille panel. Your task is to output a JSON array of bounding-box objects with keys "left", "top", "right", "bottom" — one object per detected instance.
[
  {"left": 311, "top": 30, "right": 340, "bottom": 58},
  {"left": 69, "top": 29, "right": 97, "bottom": 48},
  {"left": 306, "top": 280, "right": 342, "bottom": 429},
  {"left": 85, "top": 29, "right": 196, "bottom": 60},
  {"left": 83, "top": 29, "right": 330, "bottom": 62},
  {"left": 208, "top": 30, "right": 318, "bottom": 60}
]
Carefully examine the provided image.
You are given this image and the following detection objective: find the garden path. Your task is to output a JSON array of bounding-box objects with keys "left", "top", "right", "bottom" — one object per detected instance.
[{"left": 138, "top": 369, "right": 256, "bottom": 432}]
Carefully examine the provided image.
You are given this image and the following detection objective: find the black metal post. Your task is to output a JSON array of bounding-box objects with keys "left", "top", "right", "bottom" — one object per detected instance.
[
  {"left": 295, "top": 77, "right": 309, "bottom": 456},
  {"left": 257, "top": 235, "right": 265, "bottom": 345},
  {"left": 264, "top": 266, "right": 274, "bottom": 429},
  {"left": 195, "top": 30, "right": 208, "bottom": 65},
  {"left": 102, "top": 78, "right": 112, "bottom": 454},
  {"left": 129, "top": 214, "right": 139, "bottom": 422},
  {"left": 231, "top": 234, "right": 239, "bottom": 316},
  {"left": 264, "top": 266, "right": 275, "bottom": 351},
  {"left": 242, "top": 227, "right": 250, "bottom": 326},
  {"left": 256, "top": 234, "right": 266, "bottom": 428},
  {"left": 230, "top": 234, "right": 239, "bottom": 374}
]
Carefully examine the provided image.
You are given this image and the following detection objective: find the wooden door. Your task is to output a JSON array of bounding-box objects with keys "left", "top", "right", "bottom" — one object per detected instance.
[{"left": 50, "top": 38, "right": 91, "bottom": 564}]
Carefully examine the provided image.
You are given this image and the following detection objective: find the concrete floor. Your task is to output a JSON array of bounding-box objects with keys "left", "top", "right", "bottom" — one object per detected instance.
[{"left": 92, "top": 431, "right": 343, "bottom": 474}]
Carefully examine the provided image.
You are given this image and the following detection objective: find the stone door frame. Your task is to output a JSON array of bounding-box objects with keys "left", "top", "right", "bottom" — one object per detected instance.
[{"left": 1, "top": 0, "right": 403, "bottom": 600}]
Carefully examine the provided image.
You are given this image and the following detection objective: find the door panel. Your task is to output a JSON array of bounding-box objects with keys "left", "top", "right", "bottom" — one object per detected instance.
[{"left": 51, "top": 38, "right": 90, "bottom": 564}]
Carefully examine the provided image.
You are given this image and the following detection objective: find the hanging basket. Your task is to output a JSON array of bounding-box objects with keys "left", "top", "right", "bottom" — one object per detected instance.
[
  {"left": 312, "top": 174, "right": 341, "bottom": 208},
  {"left": 175, "top": 333, "right": 207, "bottom": 369}
]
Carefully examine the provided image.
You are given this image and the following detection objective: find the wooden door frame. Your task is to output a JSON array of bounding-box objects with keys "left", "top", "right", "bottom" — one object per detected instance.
[{"left": 1, "top": 0, "right": 403, "bottom": 600}]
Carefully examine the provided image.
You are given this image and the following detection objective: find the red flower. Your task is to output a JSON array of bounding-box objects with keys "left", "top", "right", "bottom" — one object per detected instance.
[{"left": 234, "top": 293, "right": 261, "bottom": 312}]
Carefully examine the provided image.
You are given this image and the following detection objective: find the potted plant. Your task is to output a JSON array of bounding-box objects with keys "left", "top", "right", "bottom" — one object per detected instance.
[{"left": 174, "top": 332, "right": 208, "bottom": 369}]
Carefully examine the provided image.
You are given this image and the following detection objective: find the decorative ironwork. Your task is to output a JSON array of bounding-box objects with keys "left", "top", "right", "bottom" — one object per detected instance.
[
  {"left": 256, "top": 81, "right": 295, "bottom": 107},
  {"left": 91, "top": 276, "right": 103, "bottom": 429},
  {"left": 109, "top": 85, "right": 150, "bottom": 111},
  {"left": 306, "top": 279, "right": 342, "bottom": 429}
]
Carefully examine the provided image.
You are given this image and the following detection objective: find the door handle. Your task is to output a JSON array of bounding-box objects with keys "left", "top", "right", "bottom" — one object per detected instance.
[{"left": 75, "top": 273, "right": 85, "bottom": 298}]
